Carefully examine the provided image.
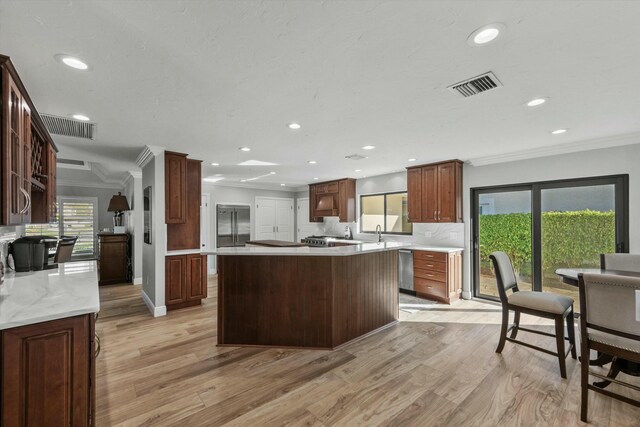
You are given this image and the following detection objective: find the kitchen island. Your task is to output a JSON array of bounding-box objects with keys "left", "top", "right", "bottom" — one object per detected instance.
[{"left": 213, "top": 242, "right": 405, "bottom": 349}]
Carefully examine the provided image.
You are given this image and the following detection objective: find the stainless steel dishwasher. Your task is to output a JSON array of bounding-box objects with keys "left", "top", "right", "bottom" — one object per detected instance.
[{"left": 399, "top": 249, "right": 414, "bottom": 292}]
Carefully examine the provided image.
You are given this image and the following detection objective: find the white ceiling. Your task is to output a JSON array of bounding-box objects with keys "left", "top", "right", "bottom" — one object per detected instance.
[{"left": 1, "top": 1, "right": 640, "bottom": 188}]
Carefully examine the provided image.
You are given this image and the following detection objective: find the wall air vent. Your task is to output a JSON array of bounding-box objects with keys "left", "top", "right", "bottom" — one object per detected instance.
[
  {"left": 41, "top": 114, "right": 96, "bottom": 140},
  {"left": 447, "top": 71, "right": 503, "bottom": 98},
  {"left": 345, "top": 154, "right": 367, "bottom": 161},
  {"left": 57, "top": 158, "right": 91, "bottom": 170}
]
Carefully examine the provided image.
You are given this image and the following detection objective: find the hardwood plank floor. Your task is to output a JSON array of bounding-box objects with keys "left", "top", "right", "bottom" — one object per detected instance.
[{"left": 95, "top": 277, "right": 640, "bottom": 426}]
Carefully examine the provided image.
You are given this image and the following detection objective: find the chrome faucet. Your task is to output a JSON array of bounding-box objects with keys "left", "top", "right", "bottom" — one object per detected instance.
[{"left": 375, "top": 224, "right": 382, "bottom": 242}]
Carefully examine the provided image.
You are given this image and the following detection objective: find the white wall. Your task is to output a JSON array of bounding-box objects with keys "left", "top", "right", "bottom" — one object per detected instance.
[
  {"left": 141, "top": 153, "right": 166, "bottom": 316},
  {"left": 461, "top": 142, "right": 640, "bottom": 298},
  {"left": 57, "top": 185, "right": 124, "bottom": 232},
  {"left": 124, "top": 173, "right": 143, "bottom": 283}
]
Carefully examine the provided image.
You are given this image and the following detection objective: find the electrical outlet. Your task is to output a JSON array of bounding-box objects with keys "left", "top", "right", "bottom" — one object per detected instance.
[
  {"left": 424, "top": 232, "right": 433, "bottom": 238},
  {"left": 449, "top": 232, "right": 458, "bottom": 240}
]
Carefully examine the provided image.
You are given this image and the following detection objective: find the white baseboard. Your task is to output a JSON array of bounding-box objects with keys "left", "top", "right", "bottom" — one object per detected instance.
[
  {"left": 141, "top": 289, "right": 167, "bottom": 317},
  {"left": 133, "top": 276, "right": 143, "bottom": 285}
]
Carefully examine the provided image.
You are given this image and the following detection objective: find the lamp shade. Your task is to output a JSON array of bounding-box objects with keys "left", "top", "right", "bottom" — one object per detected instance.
[{"left": 107, "top": 192, "right": 130, "bottom": 212}]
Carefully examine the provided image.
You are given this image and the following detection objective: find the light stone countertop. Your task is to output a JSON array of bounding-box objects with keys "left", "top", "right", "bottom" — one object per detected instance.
[
  {"left": 166, "top": 248, "right": 206, "bottom": 256},
  {"left": 0, "top": 261, "right": 100, "bottom": 331},
  {"left": 405, "top": 245, "right": 464, "bottom": 253},
  {"left": 208, "top": 241, "right": 409, "bottom": 256}
]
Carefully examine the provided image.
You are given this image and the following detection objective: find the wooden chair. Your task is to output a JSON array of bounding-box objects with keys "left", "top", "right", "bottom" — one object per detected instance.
[
  {"left": 578, "top": 273, "right": 640, "bottom": 422},
  {"left": 53, "top": 236, "right": 78, "bottom": 263},
  {"left": 490, "top": 251, "right": 577, "bottom": 378}
]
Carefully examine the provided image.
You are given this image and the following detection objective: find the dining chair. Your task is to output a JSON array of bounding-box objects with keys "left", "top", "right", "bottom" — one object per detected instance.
[
  {"left": 600, "top": 253, "right": 640, "bottom": 272},
  {"left": 490, "top": 251, "right": 577, "bottom": 378},
  {"left": 53, "top": 235, "right": 78, "bottom": 263},
  {"left": 578, "top": 273, "right": 640, "bottom": 422}
]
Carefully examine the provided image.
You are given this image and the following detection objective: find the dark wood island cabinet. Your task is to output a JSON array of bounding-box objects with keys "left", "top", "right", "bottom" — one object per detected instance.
[{"left": 216, "top": 244, "right": 401, "bottom": 349}]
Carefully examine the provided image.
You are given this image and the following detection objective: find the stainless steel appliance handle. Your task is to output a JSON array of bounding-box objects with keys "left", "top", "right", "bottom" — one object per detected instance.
[{"left": 233, "top": 211, "right": 238, "bottom": 244}]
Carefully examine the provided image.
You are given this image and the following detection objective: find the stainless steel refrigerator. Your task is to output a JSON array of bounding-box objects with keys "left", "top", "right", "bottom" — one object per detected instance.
[{"left": 216, "top": 205, "right": 250, "bottom": 247}]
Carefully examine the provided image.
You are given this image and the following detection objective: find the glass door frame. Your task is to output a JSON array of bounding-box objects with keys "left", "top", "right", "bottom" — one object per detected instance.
[{"left": 471, "top": 174, "right": 629, "bottom": 301}]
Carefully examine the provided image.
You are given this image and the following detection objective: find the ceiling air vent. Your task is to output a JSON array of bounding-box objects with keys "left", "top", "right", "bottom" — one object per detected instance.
[
  {"left": 41, "top": 114, "right": 96, "bottom": 140},
  {"left": 447, "top": 71, "right": 502, "bottom": 98},
  {"left": 57, "top": 158, "right": 90, "bottom": 170},
  {"left": 345, "top": 154, "right": 367, "bottom": 161}
]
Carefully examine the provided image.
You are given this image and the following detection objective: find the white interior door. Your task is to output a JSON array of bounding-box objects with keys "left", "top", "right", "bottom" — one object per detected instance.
[
  {"left": 296, "top": 198, "right": 323, "bottom": 240},
  {"left": 275, "top": 199, "right": 294, "bottom": 241},
  {"left": 255, "top": 198, "right": 276, "bottom": 240}
]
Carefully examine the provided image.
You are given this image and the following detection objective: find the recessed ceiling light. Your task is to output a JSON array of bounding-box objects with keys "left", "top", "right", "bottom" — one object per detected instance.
[
  {"left": 203, "top": 176, "right": 225, "bottom": 183},
  {"left": 551, "top": 128, "right": 568, "bottom": 135},
  {"left": 215, "top": 174, "right": 223, "bottom": 177},
  {"left": 55, "top": 54, "right": 89, "bottom": 70},
  {"left": 239, "top": 147, "right": 251, "bottom": 152},
  {"left": 240, "top": 179, "right": 247, "bottom": 182},
  {"left": 526, "top": 98, "right": 547, "bottom": 107},
  {"left": 211, "top": 162, "right": 220, "bottom": 166},
  {"left": 354, "top": 169, "right": 361, "bottom": 172},
  {"left": 270, "top": 171, "right": 276, "bottom": 175},
  {"left": 280, "top": 183, "right": 286, "bottom": 186},
  {"left": 361, "top": 145, "right": 376, "bottom": 150},
  {"left": 408, "top": 158, "right": 417, "bottom": 162},
  {"left": 72, "top": 114, "right": 90, "bottom": 121},
  {"left": 467, "top": 23, "right": 505, "bottom": 46},
  {"left": 288, "top": 123, "right": 301, "bottom": 130},
  {"left": 308, "top": 160, "right": 317, "bottom": 164},
  {"left": 313, "top": 177, "right": 319, "bottom": 180}
]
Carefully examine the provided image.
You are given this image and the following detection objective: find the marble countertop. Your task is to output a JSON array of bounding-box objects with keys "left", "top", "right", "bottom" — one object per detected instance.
[
  {"left": 0, "top": 261, "right": 100, "bottom": 330},
  {"left": 166, "top": 248, "right": 205, "bottom": 256},
  {"left": 209, "top": 241, "right": 409, "bottom": 256},
  {"left": 404, "top": 245, "right": 464, "bottom": 253}
]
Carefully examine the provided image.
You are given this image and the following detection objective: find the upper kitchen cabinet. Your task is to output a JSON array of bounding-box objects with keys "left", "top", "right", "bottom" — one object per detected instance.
[
  {"left": 1, "top": 55, "right": 57, "bottom": 226},
  {"left": 308, "top": 178, "right": 356, "bottom": 223},
  {"left": 166, "top": 157, "right": 202, "bottom": 250},
  {"left": 406, "top": 160, "right": 463, "bottom": 223},
  {"left": 164, "top": 151, "right": 188, "bottom": 224}
]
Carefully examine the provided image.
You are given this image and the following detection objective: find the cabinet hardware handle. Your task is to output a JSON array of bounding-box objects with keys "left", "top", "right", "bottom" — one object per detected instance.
[
  {"left": 433, "top": 210, "right": 437, "bottom": 220},
  {"left": 426, "top": 255, "right": 434, "bottom": 258},
  {"left": 427, "top": 274, "right": 434, "bottom": 277},
  {"left": 427, "top": 286, "right": 433, "bottom": 288},
  {"left": 19, "top": 188, "right": 30, "bottom": 214}
]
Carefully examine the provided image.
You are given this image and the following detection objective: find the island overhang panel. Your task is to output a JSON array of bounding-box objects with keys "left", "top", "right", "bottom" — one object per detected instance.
[{"left": 217, "top": 250, "right": 399, "bottom": 349}]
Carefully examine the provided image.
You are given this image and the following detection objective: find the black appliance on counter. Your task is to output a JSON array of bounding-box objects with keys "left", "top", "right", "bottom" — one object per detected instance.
[{"left": 9, "top": 236, "right": 59, "bottom": 272}]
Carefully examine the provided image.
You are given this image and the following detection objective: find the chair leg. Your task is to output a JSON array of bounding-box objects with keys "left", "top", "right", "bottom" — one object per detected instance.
[
  {"left": 496, "top": 307, "right": 509, "bottom": 354},
  {"left": 566, "top": 309, "right": 577, "bottom": 359},
  {"left": 593, "top": 357, "right": 621, "bottom": 389},
  {"left": 580, "top": 339, "right": 590, "bottom": 422},
  {"left": 555, "top": 315, "right": 567, "bottom": 379},
  {"left": 510, "top": 310, "right": 520, "bottom": 339}
]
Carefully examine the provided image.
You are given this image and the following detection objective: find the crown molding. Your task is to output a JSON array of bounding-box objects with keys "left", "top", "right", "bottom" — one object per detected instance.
[
  {"left": 135, "top": 145, "right": 164, "bottom": 169},
  {"left": 58, "top": 179, "right": 124, "bottom": 190},
  {"left": 467, "top": 132, "right": 640, "bottom": 167},
  {"left": 121, "top": 170, "right": 143, "bottom": 187}
]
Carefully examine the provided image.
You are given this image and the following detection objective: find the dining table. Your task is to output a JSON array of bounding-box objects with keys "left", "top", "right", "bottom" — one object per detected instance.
[{"left": 555, "top": 267, "right": 640, "bottom": 388}]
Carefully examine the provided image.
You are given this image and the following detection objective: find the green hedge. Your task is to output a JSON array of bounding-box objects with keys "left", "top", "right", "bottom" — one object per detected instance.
[{"left": 479, "top": 210, "right": 615, "bottom": 273}]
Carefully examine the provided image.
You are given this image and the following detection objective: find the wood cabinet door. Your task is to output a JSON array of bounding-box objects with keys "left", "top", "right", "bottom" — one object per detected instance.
[
  {"left": 165, "top": 255, "right": 187, "bottom": 305},
  {"left": 437, "top": 162, "right": 457, "bottom": 223},
  {"left": 420, "top": 165, "right": 438, "bottom": 222},
  {"left": 186, "top": 254, "right": 207, "bottom": 301},
  {"left": 167, "top": 159, "right": 201, "bottom": 250},
  {"left": 406, "top": 168, "right": 422, "bottom": 223},
  {"left": 337, "top": 179, "right": 356, "bottom": 222},
  {"left": 3, "top": 71, "right": 24, "bottom": 225},
  {"left": 1, "top": 315, "right": 91, "bottom": 427},
  {"left": 308, "top": 185, "right": 320, "bottom": 222},
  {"left": 47, "top": 143, "right": 57, "bottom": 223},
  {"left": 164, "top": 152, "right": 187, "bottom": 224}
]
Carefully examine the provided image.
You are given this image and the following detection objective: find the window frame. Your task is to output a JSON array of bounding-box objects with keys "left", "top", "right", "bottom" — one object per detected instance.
[
  {"left": 471, "top": 174, "right": 629, "bottom": 301},
  {"left": 25, "top": 196, "right": 99, "bottom": 259},
  {"left": 359, "top": 191, "right": 413, "bottom": 235}
]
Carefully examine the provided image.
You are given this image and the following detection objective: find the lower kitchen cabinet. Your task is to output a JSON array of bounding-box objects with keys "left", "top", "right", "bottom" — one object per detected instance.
[
  {"left": 1, "top": 314, "right": 95, "bottom": 427},
  {"left": 413, "top": 250, "right": 462, "bottom": 304},
  {"left": 98, "top": 233, "right": 131, "bottom": 285},
  {"left": 165, "top": 254, "right": 207, "bottom": 310}
]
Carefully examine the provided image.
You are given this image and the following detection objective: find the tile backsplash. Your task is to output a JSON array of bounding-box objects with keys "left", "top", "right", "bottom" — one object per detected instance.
[{"left": 323, "top": 217, "right": 464, "bottom": 248}]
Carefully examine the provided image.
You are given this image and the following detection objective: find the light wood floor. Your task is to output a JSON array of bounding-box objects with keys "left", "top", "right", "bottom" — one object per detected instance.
[{"left": 95, "top": 277, "right": 640, "bottom": 426}]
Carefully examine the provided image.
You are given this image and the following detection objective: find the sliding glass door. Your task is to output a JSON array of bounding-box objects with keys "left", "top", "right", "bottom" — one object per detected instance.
[{"left": 473, "top": 175, "right": 628, "bottom": 304}]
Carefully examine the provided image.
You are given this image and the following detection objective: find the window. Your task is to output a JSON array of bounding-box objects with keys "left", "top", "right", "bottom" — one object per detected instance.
[
  {"left": 25, "top": 197, "right": 98, "bottom": 258},
  {"left": 360, "top": 192, "right": 412, "bottom": 234},
  {"left": 472, "top": 175, "right": 628, "bottom": 309}
]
